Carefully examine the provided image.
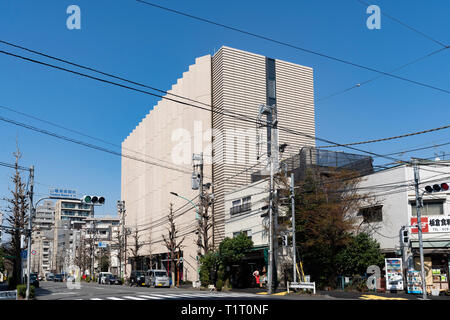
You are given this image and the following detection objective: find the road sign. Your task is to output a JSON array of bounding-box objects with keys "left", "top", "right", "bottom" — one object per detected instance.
[
  {"left": 20, "top": 250, "right": 27, "bottom": 259},
  {"left": 0, "top": 290, "right": 17, "bottom": 300},
  {"left": 49, "top": 188, "right": 77, "bottom": 199},
  {"left": 31, "top": 250, "right": 37, "bottom": 255},
  {"left": 98, "top": 242, "right": 107, "bottom": 248}
]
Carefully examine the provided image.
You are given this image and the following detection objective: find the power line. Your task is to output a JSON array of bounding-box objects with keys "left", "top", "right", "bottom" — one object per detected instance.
[
  {"left": 0, "top": 103, "right": 193, "bottom": 174},
  {"left": 0, "top": 114, "right": 193, "bottom": 175},
  {"left": 0, "top": 49, "right": 414, "bottom": 165},
  {"left": 317, "top": 46, "right": 448, "bottom": 105},
  {"left": 355, "top": 0, "right": 448, "bottom": 48},
  {"left": 319, "top": 124, "right": 450, "bottom": 148},
  {"left": 135, "top": 0, "right": 450, "bottom": 95}
]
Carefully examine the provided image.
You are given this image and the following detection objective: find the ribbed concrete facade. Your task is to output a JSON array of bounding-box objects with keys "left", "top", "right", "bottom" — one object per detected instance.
[
  {"left": 211, "top": 47, "right": 316, "bottom": 246},
  {"left": 121, "top": 46, "right": 315, "bottom": 280},
  {"left": 122, "top": 55, "right": 212, "bottom": 281}
]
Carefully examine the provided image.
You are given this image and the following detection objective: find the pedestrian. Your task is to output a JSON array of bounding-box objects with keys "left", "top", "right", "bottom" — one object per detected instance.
[{"left": 252, "top": 270, "right": 261, "bottom": 288}]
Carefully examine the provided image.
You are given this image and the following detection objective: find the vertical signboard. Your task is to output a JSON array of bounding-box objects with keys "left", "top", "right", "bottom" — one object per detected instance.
[{"left": 385, "top": 258, "right": 404, "bottom": 291}]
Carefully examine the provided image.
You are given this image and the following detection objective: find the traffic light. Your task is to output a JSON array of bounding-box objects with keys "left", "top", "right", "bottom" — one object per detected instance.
[
  {"left": 282, "top": 235, "right": 288, "bottom": 247},
  {"left": 402, "top": 229, "right": 409, "bottom": 245},
  {"left": 82, "top": 195, "right": 105, "bottom": 205},
  {"left": 424, "top": 183, "right": 449, "bottom": 193}
]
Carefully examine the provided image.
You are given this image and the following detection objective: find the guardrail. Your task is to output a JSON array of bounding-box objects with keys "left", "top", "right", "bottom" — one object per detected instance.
[
  {"left": 0, "top": 290, "right": 18, "bottom": 300},
  {"left": 287, "top": 281, "right": 316, "bottom": 294}
]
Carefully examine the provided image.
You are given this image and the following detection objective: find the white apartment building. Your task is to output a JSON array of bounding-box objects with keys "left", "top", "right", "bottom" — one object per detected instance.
[
  {"left": 83, "top": 216, "right": 120, "bottom": 275},
  {"left": 122, "top": 46, "right": 316, "bottom": 281},
  {"left": 224, "top": 147, "right": 374, "bottom": 287},
  {"left": 31, "top": 200, "right": 55, "bottom": 276},
  {"left": 354, "top": 160, "right": 450, "bottom": 293}
]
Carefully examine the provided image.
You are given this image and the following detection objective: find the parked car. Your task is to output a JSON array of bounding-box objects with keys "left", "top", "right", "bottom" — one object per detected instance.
[
  {"left": 145, "top": 270, "right": 170, "bottom": 288},
  {"left": 54, "top": 274, "right": 64, "bottom": 282},
  {"left": 129, "top": 270, "right": 145, "bottom": 287},
  {"left": 98, "top": 272, "right": 113, "bottom": 284},
  {"left": 67, "top": 275, "right": 75, "bottom": 283},
  {"left": 106, "top": 275, "right": 122, "bottom": 285},
  {"left": 46, "top": 273, "right": 55, "bottom": 281},
  {"left": 29, "top": 274, "right": 39, "bottom": 288}
]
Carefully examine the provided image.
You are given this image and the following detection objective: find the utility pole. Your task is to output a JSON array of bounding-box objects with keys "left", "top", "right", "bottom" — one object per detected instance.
[
  {"left": 290, "top": 172, "right": 296, "bottom": 284},
  {"left": 193, "top": 153, "right": 203, "bottom": 284},
  {"left": 413, "top": 159, "right": 427, "bottom": 300},
  {"left": 117, "top": 200, "right": 126, "bottom": 279},
  {"left": 258, "top": 104, "right": 278, "bottom": 294},
  {"left": 26, "top": 165, "right": 34, "bottom": 300}
]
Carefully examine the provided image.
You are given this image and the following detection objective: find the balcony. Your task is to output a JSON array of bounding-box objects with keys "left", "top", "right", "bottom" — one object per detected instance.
[{"left": 230, "top": 202, "right": 252, "bottom": 215}]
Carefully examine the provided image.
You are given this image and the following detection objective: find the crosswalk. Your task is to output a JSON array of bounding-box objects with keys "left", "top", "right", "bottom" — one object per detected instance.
[{"left": 74, "top": 292, "right": 266, "bottom": 301}]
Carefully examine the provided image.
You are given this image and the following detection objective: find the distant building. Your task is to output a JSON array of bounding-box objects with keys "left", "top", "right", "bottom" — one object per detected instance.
[
  {"left": 82, "top": 216, "right": 121, "bottom": 276},
  {"left": 52, "top": 199, "right": 94, "bottom": 274},
  {"left": 31, "top": 201, "right": 55, "bottom": 276}
]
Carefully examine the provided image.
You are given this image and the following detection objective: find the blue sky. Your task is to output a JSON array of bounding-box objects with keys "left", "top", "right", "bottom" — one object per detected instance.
[{"left": 0, "top": 0, "right": 449, "bottom": 216}]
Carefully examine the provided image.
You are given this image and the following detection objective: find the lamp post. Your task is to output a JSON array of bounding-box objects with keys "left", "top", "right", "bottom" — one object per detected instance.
[{"left": 169, "top": 192, "right": 200, "bottom": 285}]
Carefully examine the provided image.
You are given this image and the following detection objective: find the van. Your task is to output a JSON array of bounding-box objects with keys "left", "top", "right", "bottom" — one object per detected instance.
[{"left": 145, "top": 269, "right": 170, "bottom": 288}]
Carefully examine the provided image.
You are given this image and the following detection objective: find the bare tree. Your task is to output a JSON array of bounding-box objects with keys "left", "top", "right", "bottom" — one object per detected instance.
[
  {"left": 4, "top": 147, "right": 29, "bottom": 288},
  {"left": 162, "top": 203, "right": 185, "bottom": 287},
  {"left": 129, "top": 228, "right": 143, "bottom": 271},
  {"left": 198, "top": 192, "right": 214, "bottom": 256},
  {"left": 74, "top": 231, "right": 90, "bottom": 277}
]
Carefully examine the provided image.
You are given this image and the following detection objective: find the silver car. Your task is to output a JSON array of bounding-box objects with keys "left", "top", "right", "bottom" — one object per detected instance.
[{"left": 145, "top": 270, "right": 170, "bottom": 288}]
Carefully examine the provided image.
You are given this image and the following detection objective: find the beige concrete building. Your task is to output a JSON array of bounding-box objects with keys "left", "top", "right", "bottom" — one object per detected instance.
[{"left": 121, "top": 46, "right": 316, "bottom": 281}]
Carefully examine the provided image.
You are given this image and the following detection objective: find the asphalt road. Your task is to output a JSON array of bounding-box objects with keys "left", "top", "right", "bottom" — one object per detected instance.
[
  {"left": 34, "top": 281, "right": 450, "bottom": 301},
  {"left": 35, "top": 281, "right": 287, "bottom": 301}
]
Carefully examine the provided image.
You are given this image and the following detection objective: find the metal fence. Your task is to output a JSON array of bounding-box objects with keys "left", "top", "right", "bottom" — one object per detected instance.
[{"left": 251, "top": 146, "right": 374, "bottom": 183}]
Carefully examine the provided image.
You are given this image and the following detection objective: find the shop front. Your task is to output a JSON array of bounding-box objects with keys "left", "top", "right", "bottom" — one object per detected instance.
[{"left": 410, "top": 242, "right": 450, "bottom": 294}]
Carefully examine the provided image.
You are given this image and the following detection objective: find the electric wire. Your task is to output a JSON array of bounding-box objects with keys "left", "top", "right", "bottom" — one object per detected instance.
[{"left": 135, "top": 0, "right": 450, "bottom": 95}]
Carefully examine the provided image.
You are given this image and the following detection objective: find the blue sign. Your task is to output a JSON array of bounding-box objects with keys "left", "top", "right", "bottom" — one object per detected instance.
[
  {"left": 49, "top": 188, "right": 77, "bottom": 199},
  {"left": 20, "top": 250, "right": 27, "bottom": 259},
  {"left": 98, "top": 242, "right": 107, "bottom": 248}
]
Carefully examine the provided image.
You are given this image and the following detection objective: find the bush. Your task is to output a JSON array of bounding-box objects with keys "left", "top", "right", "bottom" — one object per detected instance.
[
  {"left": 216, "top": 279, "right": 223, "bottom": 292},
  {"left": 17, "top": 284, "right": 35, "bottom": 299}
]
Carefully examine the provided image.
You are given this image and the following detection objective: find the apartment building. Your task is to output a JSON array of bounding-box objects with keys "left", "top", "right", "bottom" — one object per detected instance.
[
  {"left": 121, "top": 46, "right": 316, "bottom": 281},
  {"left": 354, "top": 161, "right": 450, "bottom": 294},
  {"left": 52, "top": 199, "right": 94, "bottom": 273},
  {"left": 83, "top": 216, "right": 121, "bottom": 275},
  {"left": 224, "top": 147, "right": 374, "bottom": 287},
  {"left": 31, "top": 200, "right": 55, "bottom": 276}
]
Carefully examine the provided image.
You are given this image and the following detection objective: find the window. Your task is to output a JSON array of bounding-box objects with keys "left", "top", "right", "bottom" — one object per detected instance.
[
  {"left": 230, "top": 197, "right": 252, "bottom": 215},
  {"left": 411, "top": 201, "right": 444, "bottom": 216},
  {"left": 358, "top": 205, "right": 383, "bottom": 223},
  {"left": 233, "top": 230, "right": 252, "bottom": 240}
]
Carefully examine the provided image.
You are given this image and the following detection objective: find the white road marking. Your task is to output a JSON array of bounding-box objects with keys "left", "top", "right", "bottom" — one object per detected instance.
[
  {"left": 107, "top": 297, "right": 125, "bottom": 300},
  {"left": 90, "top": 298, "right": 103, "bottom": 300},
  {"left": 136, "top": 295, "right": 162, "bottom": 300},
  {"left": 122, "top": 296, "right": 146, "bottom": 300}
]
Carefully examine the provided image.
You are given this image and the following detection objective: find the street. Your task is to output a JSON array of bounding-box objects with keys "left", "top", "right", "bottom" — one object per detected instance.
[
  {"left": 32, "top": 281, "right": 450, "bottom": 301},
  {"left": 35, "top": 281, "right": 283, "bottom": 301}
]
